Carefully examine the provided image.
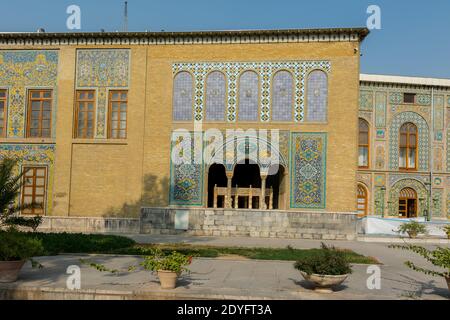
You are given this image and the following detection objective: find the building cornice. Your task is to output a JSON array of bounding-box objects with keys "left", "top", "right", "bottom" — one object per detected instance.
[
  {"left": 0, "top": 27, "right": 369, "bottom": 46},
  {"left": 360, "top": 73, "right": 450, "bottom": 89}
]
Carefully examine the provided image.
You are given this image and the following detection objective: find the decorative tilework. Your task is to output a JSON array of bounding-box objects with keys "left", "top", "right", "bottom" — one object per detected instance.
[
  {"left": 447, "top": 131, "right": 450, "bottom": 172},
  {"left": 173, "top": 71, "right": 193, "bottom": 121},
  {"left": 375, "top": 145, "right": 385, "bottom": 169},
  {"left": 306, "top": 70, "right": 327, "bottom": 122},
  {"left": 169, "top": 133, "right": 204, "bottom": 206},
  {"left": 238, "top": 71, "right": 259, "bottom": 121},
  {"left": 374, "top": 188, "right": 385, "bottom": 216},
  {"left": 172, "top": 61, "right": 330, "bottom": 122},
  {"left": 417, "top": 94, "right": 431, "bottom": 106},
  {"left": 0, "top": 50, "right": 58, "bottom": 138},
  {"left": 76, "top": 49, "right": 130, "bottom": 138},
  {"left": 359, "top": 90, "right": 373, "bottom": 111},
  {"left": 388, "top": 112, "right": 429, "bottom": 170},
  {"left": 375, "top": 92, "right": 386, "bottom": 128},
  {"left": 389, "top": 174, "right": 429, "bottom": 186},
  {"left": 432, "top": 189, "right": 444, "bottom": 218},
  {"left": 389, "top": 92, "right": 402, "bottom": 104},
  {"left": 272, "top": 71, "right": 293, "bottom": 121},
  {"left": 0, "top": 144, "right": 55, "bottom": 214},
  {"left": 205, "top": 71, "right": 226, "bottom": 121},
  {"left": 290, "top": 132, "right": 327, "bottom": 209},
  {"left": 433, "top": 147, "right": 444, "bottom": 172},
  {"left": 447, "top": 192, "right": 450, "bottom": 218},
  {"left": 434, "top": 95, "right": 444, "bottom": 131},
  {"left": 388, "top": 179, "right": 428, "bottom": 216}
]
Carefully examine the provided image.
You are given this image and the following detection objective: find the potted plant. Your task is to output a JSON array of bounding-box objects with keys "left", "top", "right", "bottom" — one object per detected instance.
[
  {"left": 0, "top": 158, "right": 44, "bottom": 282},
  {"left": 294, "top": 243, "right": 352, "bottom": 293},
  {"left": 396, "top": 221, "right": 427, "bottom": 239},
  {"left": 390, "top": 244, "right": 450, "bottom": 292},
  {"left": 442, "top": 225, "right": 450, "bottom": 240},
  {"left": 140, "top": 248, "right": 192, "bottom": 289}
]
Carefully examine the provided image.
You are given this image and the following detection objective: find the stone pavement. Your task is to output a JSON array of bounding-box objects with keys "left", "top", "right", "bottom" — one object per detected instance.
[{"left": 0, "top": 235, "right": 449, "bottom": 300}]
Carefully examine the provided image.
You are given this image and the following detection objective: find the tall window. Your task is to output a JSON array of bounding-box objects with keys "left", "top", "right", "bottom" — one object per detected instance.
[
  {"left": 271, "top": 70, "right": 293, "bottom": 121},
  {"left": 357, "top": 184, "right": 368, "bottom": 216},
  {"left": 27, "top": 90, "right": 52, "bottom": 138},
  {"left": 358, "top": 118, "right": 369, "bottom": 168},
  {"left": 172, "top": 71, "right": 193, "bottom": 121},
  {"left": 306, "top": 70, "right": 328, "bottom": 122},
  {"left": 399, "top": 122, "right": 417, "bottom": 170},
  {"left": 75, "top": 90, "right": 95, "bottom": 138},
  {"left": 0, "top": 90, "right": 6, "bottom": 137},
  {"left": 238, "top": 71, "right": 259, "bottom": 121},
  {"left": 205, "top": 71, "right": 226, "bottom": 121},
  {"left": 21, "top": 166, "right": 47, "bottom": 215},
  {"left": 108, "top": 90, "right": 128, "bottom": 139}
]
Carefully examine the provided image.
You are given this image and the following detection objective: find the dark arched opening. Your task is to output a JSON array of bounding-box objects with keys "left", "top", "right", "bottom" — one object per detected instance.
[
  {"left": 232, "top": 159, "right": 261, "bottom": 208},
  {"left": 266, "top": 165, "right": 286, "bottom": 209},
  {"left": 207, "top": 163, "right": 227, "bottom": 208}
]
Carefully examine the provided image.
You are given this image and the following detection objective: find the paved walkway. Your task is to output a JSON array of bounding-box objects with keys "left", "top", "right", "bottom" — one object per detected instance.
[{"left": 1, "top": 235, "right": 449, "bottom": 300}]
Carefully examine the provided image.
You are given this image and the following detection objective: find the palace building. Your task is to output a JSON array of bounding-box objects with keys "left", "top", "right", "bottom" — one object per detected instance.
[{"left": 0, "top": 28, "right": 448, "bottom": 238}]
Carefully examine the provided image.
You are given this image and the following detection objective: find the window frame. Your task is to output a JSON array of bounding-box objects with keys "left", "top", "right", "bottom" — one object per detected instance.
[
  {"left": 21, "top": 166, "right": 47, "bottom": 216},
  {"left": 357, "top": 184, "right": 368, "bottom": 217},
  {"left": 403, "top": 93, "right": 416, "bottom": 104},
  {"left": 399, "top": 122, "right": 418, "bottom": 171},
  {"left": 0, "top": 89, "right": 7, "bottom": 138},
  {"left": 26, "top": 89, "right": 53, "bottom": 138},
  {"left": 358, "top": 118, "right": 370, "bottom": 169},
  {"left": 204, "top": 70, "right": 227, "bottom": 122},
  {"left": 305, "top": 69, "right": 328, "bottom": 123},
  {"left": 270, "top": 69, "right": 295, "bottom": 122},
  {"left": 108, "top": 90, "right": 128, "bottom": 139},
  {"left": 74, "top": 90, "right": 96, "bottom": 139}
]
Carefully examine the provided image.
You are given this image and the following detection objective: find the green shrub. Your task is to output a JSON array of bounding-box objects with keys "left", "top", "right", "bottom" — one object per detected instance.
[
  {"left": 140, "top": 248, "right": 192, "bottom": 273},
  {"left": 396, "top": 221, "right": 427, "bottom": 237},
  {"left": 21, "top": 232, "right": 136, "bottom": 255},
  {"left": 294, "top": 243, "right": 352, "bottom": 276},
  {"left": 442, "top": 225, "right": 450, "bottom": 238},
  {"left": 390, "top": 244, "right": 450, "bottom": 278},
  {"left": 0, "top": 230, "right": 44, "bottom": 261}
]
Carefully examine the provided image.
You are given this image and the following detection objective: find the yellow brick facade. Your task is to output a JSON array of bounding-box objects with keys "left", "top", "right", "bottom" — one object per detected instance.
[{"left": 0, "top": 29, "right": 367, "bottom": 218}]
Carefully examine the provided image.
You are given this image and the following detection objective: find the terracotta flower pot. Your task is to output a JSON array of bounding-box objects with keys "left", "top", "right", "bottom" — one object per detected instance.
[
  {"left": 407, "top": 231, "right": 418, "bottom": 239},
  {"left": 157, "top": 270, "right": 178, "bottom": 289},
  {"left": 299, "top": 271, "right": 349, "bottom": 293},
  {"left": 0, "top": 260, "right": 26, "bottom": 283}
]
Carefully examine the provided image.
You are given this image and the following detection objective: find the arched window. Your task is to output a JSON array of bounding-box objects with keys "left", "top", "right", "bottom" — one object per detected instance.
[
  {"left": 399, "top": 187, "right": 417, "bottom": 218},
  {"left": 205, "top": 71, "right": 226, "bottom": 121},
  {"left": 238, "top": 71, "right": 259, "bottom": 121},
  {"left": 357, "top": 184, "right": 368, "bottom": 216},
  {"left": 271, "top": 70, "right": 293, "bottom": 121},
  {"left": 306, "top": 70, "right": 328, "bottom": 122},
  {"left": 358, "top": 118, "right": 370, "bottom": 168},
  {"left": 172, "top": 72, "right": 193, "bottom": 121},
  {"left": 399, "top": 122, "right": 417, "bottom": 170}
]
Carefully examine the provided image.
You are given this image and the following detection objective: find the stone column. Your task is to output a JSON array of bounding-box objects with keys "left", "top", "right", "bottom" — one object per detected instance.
[
  {"left": 260, "top": 175, "right": 267, "bottom": 209},
  {"left": 225, "top": 172, "right": 233, "bottom": 208}
]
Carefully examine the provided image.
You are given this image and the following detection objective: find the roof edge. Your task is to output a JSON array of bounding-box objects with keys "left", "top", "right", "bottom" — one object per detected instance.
[{"left": 360, "top": 73, "right": 450, "bottom": 88}]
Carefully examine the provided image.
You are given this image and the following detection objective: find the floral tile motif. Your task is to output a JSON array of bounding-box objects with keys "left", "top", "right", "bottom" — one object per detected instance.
[
  {"left": 290, "top": 132, "right": 327, "bottom": 209},
  {"left": 76, "top": 49, "right": 130, "bottom": 138},
  {"left": 0, "top": 50, "right": 58, "bottom": 138}
]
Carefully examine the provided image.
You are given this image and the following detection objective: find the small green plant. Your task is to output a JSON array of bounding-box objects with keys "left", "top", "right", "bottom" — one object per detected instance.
[
  {"left": 442, "top": 225, "right": 450, "bottom": 239},
  {"left": 293, "top": 243, "right": 352, "bottom": 276},
  {"left": 396, "top": 221, "right": 427, "bottom": 238},
  {"left": 389, "top": 244, "right": 450, "bottom": 280},
  {"left": 0, "top": 230, "right": 44, "bottom": 262},
  {"left": 140, "top": 248, "right": 192, "bottom": 274}
]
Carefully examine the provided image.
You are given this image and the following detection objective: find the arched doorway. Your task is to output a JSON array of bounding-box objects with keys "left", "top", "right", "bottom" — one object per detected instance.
[
  {"left": 232, "top": 159, "right": 261, "bottom": 208},
  {"left": 357, "top": 184, "right": 368, "bottom": 216},
  {"left": 207, "top": 163, "right": 227, "bottom": 208},
  {"left": 266, "top": 165, "right": 286, "bottom": 209},
  {"left": 399, "top": 187, "right": 417, "bottom": 218}
]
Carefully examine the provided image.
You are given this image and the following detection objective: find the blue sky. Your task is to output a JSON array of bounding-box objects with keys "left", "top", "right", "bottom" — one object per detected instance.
[{"left": 1, "top": 0, "right": 449, "bottom": 78}]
